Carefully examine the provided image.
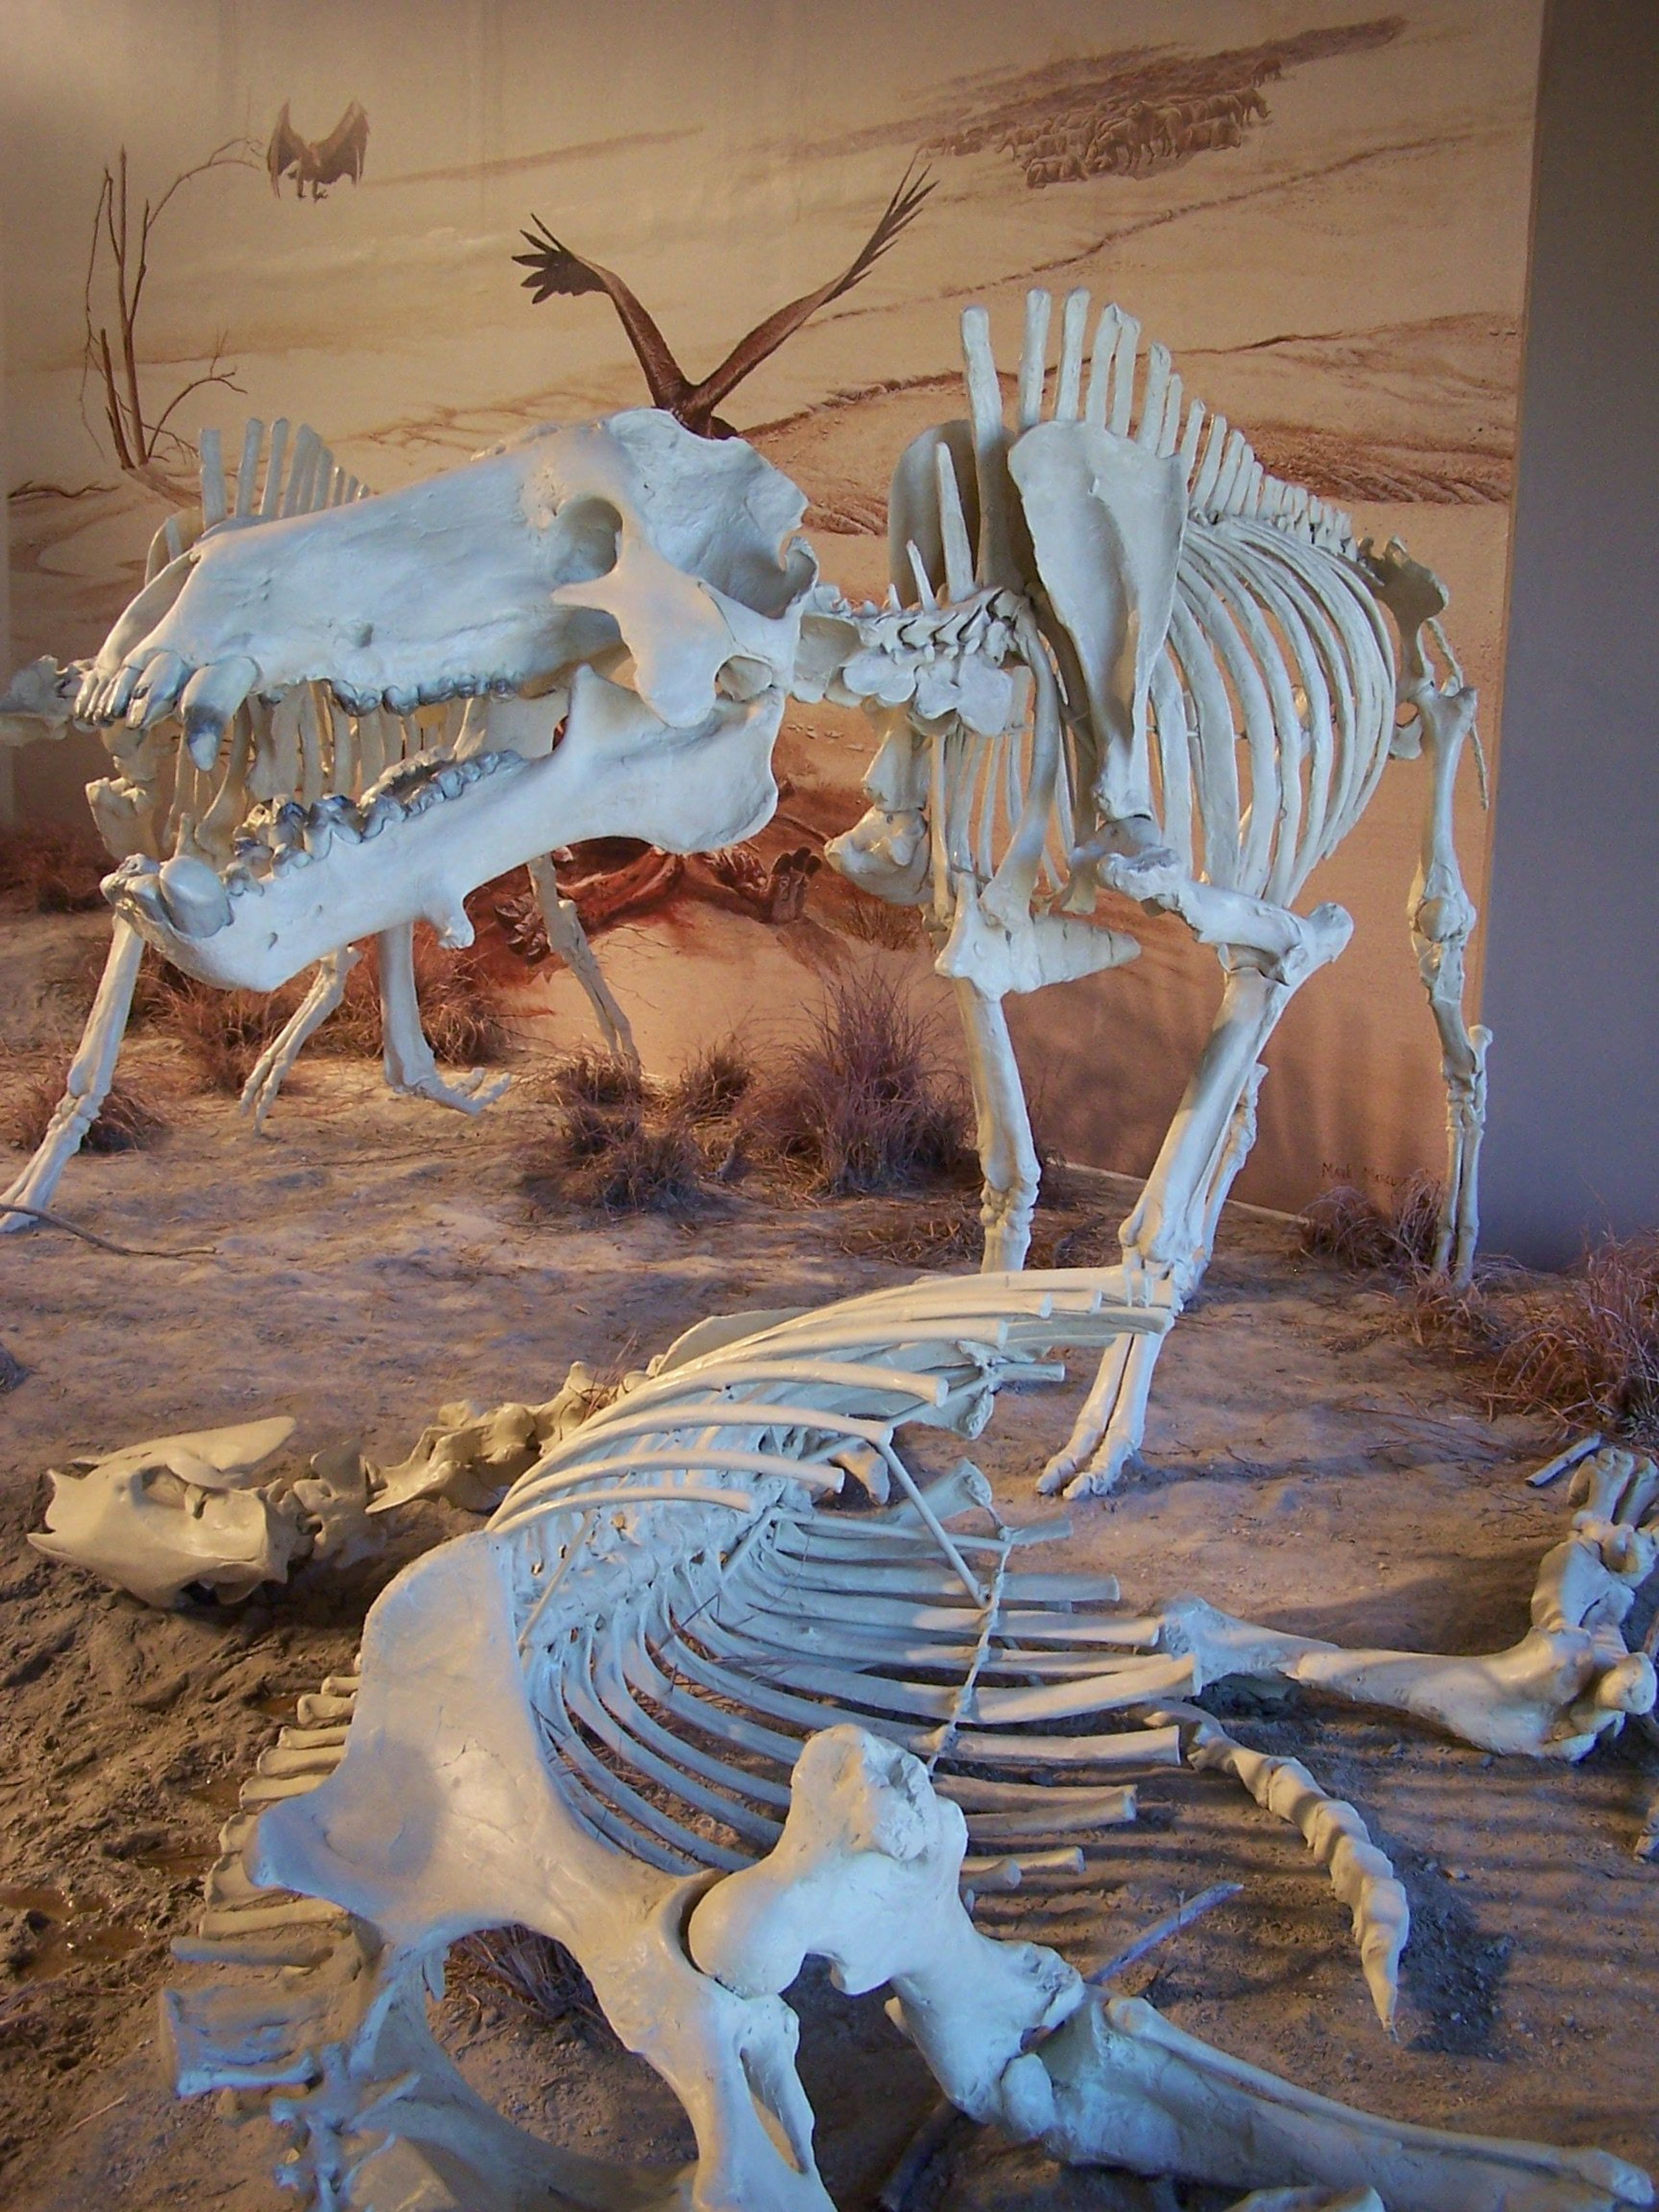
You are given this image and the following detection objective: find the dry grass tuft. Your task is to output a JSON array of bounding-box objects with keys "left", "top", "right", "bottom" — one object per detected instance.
[
  {"left": 449, "top": 1926, "right": 618, "bottom": 2047},
  {"left": 836, "top": 890, "right": 925, "bottom": 950},
  {"left": 666, "top": 1037, "right": 752, "bottom": 1124},
  {"left": 521, "top": 1054, "right": 707, "bottom": 1218},
  {"left": 10, "top": 1074, "right": 168, "bottom": 1154},
  {"left": 0, "top": 822, "right": 111, "bottom": 913},
  {"left": 1478, "top": 1233, "right": 1659, "bottom": 1445},
  {"left": 1300, "top": 1175, "right": 1443, "bottom": 1277},
  {"left": 536, "top": 1047, "right": 650, "bottom": 1114},
  {"left": 1304, "top": 1175, "right": 1659, "bottom": 1449},
  {"left": 745, "top": 969, "right": 972, "bottom": 1197},
  {"left": 146, "top": 977, "right": 284, "bottom": 1094},
  {"left": 141, "top": 925, "right": 512, "bottom": 1094}
]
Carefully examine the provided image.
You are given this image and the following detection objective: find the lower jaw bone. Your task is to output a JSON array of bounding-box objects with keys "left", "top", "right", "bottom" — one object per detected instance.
[{"left": 108, "top": 677, "right": 784, "bottom": 993}]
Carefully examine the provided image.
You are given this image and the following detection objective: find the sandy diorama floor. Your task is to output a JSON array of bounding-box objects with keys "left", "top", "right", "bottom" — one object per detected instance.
[{"left": 1, "top": 991, "right": 1657, "bottom": 2207}]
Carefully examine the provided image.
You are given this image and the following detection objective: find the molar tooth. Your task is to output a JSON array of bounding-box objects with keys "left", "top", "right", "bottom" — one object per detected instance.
[
  {"left": 156, "top": 853, "right": 234, "bottom": 938},
  {"left": 382, "top": 687, "right": 418, "bottom": 715},
  {"left": 434, "top": 765, "right": 464, "bottom": 799},
  {"left": 180, "top": 656, "right": 258, "bottom": 769}
]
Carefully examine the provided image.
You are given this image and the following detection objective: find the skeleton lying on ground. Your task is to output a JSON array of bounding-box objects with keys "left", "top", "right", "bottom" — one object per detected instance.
[
  {"left": 38, "top": 1275, "right": 1655, "bottom": 2208},
  {"left": 7, "top": 285, "right": 1487, "bottom": 1506}
]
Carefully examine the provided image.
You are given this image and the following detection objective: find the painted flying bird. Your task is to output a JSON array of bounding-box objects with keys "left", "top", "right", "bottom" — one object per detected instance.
[
  {"left": 512, "top": 162, "right": 934, "bottom": 438},
  {"left": 267, "top": 100, "right": 370, "bottom": 200}
]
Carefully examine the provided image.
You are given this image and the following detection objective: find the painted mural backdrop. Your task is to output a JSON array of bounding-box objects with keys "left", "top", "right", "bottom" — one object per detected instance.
[{"left": 0, "top": 0, "right": 1543, "bottom": 1209}]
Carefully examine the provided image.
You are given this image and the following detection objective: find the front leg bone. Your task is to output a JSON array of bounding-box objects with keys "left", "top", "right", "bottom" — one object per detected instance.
[
  {"left": 239, "top": 943, "right": 363, "bottom": 1131},
  {"left": 1, "top": 919, "right": 146, "bottom": 1232},
  {"left": 1157, "top": 1457, "right": 1659, "bottom": 1759}
]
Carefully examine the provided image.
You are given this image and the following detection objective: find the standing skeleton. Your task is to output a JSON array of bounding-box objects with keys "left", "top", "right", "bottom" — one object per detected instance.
[
  {"left": 6, "top": 286, "right": 1487, "bottom": 1510},
  {"left": 0, "top": 417, "right": 637, "bottom": 1234},
  {"left": 821, "top": 286, "right": 1489, "bottom": 1495}
]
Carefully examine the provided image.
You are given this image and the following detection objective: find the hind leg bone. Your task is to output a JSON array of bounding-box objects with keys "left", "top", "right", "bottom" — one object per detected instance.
[
  {"left": 377, "top": 922, "right": 510, "bottom": 1114},
  {"left": 239, "top": 944, "right": 362, "bottom": 1132}
]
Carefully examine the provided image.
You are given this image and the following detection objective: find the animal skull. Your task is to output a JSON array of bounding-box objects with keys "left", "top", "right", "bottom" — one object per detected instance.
[
  {"left": 83, "top": 411, "right": 816, "bottom": 991},
  {"left": 29, "top": 1417, "right": 388, "bottom": 1607},
  {"left": 29, "top": 1417, "right": 304, "bottom": 1608}
]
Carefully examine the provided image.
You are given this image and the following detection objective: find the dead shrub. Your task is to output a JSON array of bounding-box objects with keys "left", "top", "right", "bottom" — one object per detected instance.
[
  {"left": 836, "top": 889, "right": 924, "bottom": 949},
  {"left": 537, "top": 1046, "right": 650, "bottom": 1114},
  {"left": 1300, "top": 1174, "right": 1443, "bottom": 1277},
  {"left": 1480, "top": 1233, "right": 1659, "bottom": 1444},
  {"left": 10, "top": 1074, "right": 167, "bottom": 1153},
  {"left": 521, "top": 1055, "right": 707, "bottom": 1218},
  {"left": 143, "top": 924, "right": 512, "bottom": 1093},
  {"left": 666, "top": 1037, "right": 752, "bottom": 1124},
  {"left": 1306, "top": 1173, "right": 1659, "bottom": 1449},
  {"left": 0, "top": 821, "right": 111, "bottom": 913},
  {"left": 147, "top": 975, "right": 284, "bottom": 1093},
  {"left": 745, "top": 968, "right": 972, "bottom": 1196}
]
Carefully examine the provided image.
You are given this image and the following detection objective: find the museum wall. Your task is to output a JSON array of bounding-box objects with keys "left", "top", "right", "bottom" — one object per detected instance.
[
  {"left": 1479, "top": 0, "right": 1659, "bottom": 1267},
  {"left": 0, "top": 1, "right": 1545, "bottom": 1212}
]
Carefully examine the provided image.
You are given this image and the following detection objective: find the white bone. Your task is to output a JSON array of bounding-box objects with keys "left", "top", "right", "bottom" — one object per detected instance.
[
  {"left": 14, "top": 289, "right": 1489, "bottom": 1522},
  {"left": 29, "top": 1424, "right": 305, "bottom": 1607},
  {"left": 1017, "top": 288, "right": 1052, "bottom": 430},
  {"left": 1055, "top": 286, "right": 1090, "bottom": 420}
]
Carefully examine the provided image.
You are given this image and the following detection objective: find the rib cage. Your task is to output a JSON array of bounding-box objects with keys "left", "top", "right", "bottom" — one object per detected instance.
[
  {"left": 929, "top": 290, "right": 1400, "bottom": 917},
  {"left": 185, "top": 1270, "right": 1412, "bottom": 2062},
  {"left": 488, "top": 1271, "right": 1179, "bottom": 1878},
  {"left": 1160, "top": 517, "right": 1396, "bottom": 903}
]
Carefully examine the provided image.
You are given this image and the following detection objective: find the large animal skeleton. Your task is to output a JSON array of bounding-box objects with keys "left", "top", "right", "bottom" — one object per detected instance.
[
  {"left": 4, "top": 284, "right": 1487, "bottom": 1505},
  {"left": 819, "top": 290, "right": 1488, "bottom": 1494},
  {"left": 116, "top": 1271, "right": 1652, "bottom": 2210}
]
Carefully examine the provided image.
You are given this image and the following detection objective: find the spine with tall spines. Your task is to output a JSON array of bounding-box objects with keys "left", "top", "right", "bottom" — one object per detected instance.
[
  {"left": 1186, "top": 1716, "right": 1409, "bottom": 2034},
  {"left": 1006, "top": 287, "right": 1358, "bottom": 559},
  {"left": 145, "top": 420, "right": 372, "bottom": 586}
]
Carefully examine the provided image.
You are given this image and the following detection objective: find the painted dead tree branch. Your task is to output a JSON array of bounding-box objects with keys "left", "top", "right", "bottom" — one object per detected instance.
[{"left": 80, "top": 138, "right": 258, "bottom": 475}]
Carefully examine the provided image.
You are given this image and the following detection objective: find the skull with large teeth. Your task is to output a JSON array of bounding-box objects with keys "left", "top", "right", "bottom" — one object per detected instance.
[{"left": 83, "top": 410, "right": 817, "bottom": 991}]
